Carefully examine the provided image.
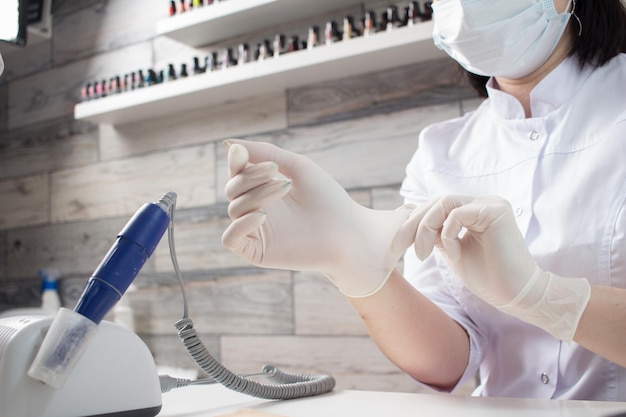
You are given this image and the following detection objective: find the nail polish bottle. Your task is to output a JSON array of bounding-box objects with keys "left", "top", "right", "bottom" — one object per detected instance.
[
  {"left": 379, "top": 10, "right": 389, "bottom": 32},
  {"left": 193, "top": 56, "right": 205, "bottom": 74},
  {"left": 169, "top": 0, "right": 176, "bottom": 16},
  {"left": 108, "top": 77, "right": 116, "bottom": 95},
  {"left": 192, "top": 0, "right": 202, "bottom": 7},
  {"left": 324, "top": 21, "right": 341, "bottom": 45},
  {"left": 187, "top": 0, "right": 193, "bottom": 10},
  {"left": 386, "top": 5, "right": 402, "bottom": 31},
  {"left": 93, "top": 81, "right": 101, "bottom": 99},
  {"left": 157, "top": 70, "right": 164, "bottom": 84},
  {"left": 167, "top": 64, "right": 177, "bottom": 81},
  {"left": 87, "top": 81, "right": 95, "bottom": 99},
  {"left": 287, "top": 36, "right": 299, "bottom": 53},
  {"left": 136, "top": 70, "right": 145, "bottom": 88},
  {"left": 179, "top": 0, "right": 186, "bottom": 13},
  {"left": 128, "top": 72, "right": 136, "bottom": 90},
  {"left": 238, "top": 43, "right": 250, "bottom": 65},
  {"left": 362, "top": 10, "right": 377, "bottom": 36},
  {"left": 422, "top": 2, "right": 433, "bottom": 21},
  {"left": 205, "top": 52, "right": 218, "bottom": 71},
  {"left": 111, "top": 76, "right": 121, "bottom": 94},
  {"left": 273, "top": 34, "right": 286, "bottom": 57},
  {"left": 146, "top": 69, "right": 158, "bottom": 86},
  {"left": 406, "top": 1, "right": 423, "bottom": 26},
  {"left": 180, "top": 63, "right": 189, "bottom": 77},
  {"left": 257, "top": 39, "right": 273, "bottom": 61},
  {"left": 307, "top": 25, "right": 319, "bottom": 50},
  {"left": 221, "top": 48, "right": 236, "bottom": 68},
  {"left": 342, "top": 15, "right": 360, "bottom": 40},
  {"left": 101, "top": 79, "right": 108, "bottom": 97},
  {"left": 81, "top": 83, "right": 90, "bottom": 101},
  {"left": 122, "top": 73, "right": 131, "bottom": 92}
]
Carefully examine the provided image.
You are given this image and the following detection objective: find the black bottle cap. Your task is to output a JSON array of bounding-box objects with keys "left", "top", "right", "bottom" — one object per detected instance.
[
  {"left": 193, "top": 56, "right": 205, "bottom": 73},
  {"left": 168, "top": 63, "right": 177, "bottom": 80}
]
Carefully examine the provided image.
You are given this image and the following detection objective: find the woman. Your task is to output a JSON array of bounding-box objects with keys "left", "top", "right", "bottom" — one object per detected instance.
[{"left": 222, "top": 0, "right": 626, "bottom": 400}]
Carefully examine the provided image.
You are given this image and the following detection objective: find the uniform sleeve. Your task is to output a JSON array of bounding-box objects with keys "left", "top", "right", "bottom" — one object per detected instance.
[{"left": 400, "top": 139, "right": 488, "bottom": 394}]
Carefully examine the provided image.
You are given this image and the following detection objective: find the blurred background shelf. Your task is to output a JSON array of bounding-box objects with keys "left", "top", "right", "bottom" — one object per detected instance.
[
  {"left": 156, "top": 0, "right": 366, "bottom": 47},
  {"left": 74, "top": 22, "right": 443, "bottom": 125}
]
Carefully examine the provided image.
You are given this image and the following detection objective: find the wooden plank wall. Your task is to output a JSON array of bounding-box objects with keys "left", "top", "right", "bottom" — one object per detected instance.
[{"left": 0, "top": 0, "right": 483, "bottom": 394}]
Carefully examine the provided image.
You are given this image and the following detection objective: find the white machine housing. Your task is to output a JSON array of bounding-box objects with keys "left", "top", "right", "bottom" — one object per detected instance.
[{"left": 0, "top": 315, "right": 162, "bottom": 417}]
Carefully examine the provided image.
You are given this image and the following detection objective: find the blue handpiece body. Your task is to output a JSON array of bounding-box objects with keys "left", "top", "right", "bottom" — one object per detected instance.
[{"left": 74, "top": 202, "right": 170, "bottom": 324}]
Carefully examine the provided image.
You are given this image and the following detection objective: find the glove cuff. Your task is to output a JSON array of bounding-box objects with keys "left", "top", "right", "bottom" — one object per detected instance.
[
  {"left": 497, "top": 269, "right": 591, "bottom": 342},
  {"left": 324, "top": 205, "right": 413, "bottom": 298}
]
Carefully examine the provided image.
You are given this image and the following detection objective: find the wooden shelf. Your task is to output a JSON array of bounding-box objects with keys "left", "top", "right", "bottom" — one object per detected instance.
[
  {"left": 156, "top": 0, "right": 365, "bottom": 47},
  {"left": 74, "top": 22, "right": 445, "bottom": 125}
]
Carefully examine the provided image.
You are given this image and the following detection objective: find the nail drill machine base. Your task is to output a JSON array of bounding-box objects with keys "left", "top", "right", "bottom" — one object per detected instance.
[{"left": 0, "top": 315, "right": 162, "bottom": 417}]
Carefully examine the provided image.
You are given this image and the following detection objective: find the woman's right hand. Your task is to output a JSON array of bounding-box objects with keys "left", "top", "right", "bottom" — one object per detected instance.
[{"left": 221, "top": 139, "right": 413, "bottom": 297}]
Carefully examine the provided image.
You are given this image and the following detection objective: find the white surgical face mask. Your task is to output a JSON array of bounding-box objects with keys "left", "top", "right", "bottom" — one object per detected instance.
[{"left": 432, "top": 0, "right": 573, "bottom": 79}]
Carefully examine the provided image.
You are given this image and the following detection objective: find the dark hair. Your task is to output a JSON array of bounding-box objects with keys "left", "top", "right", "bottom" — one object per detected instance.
[{"left": 464, "top": 0, "right": 626, "bottom": 98}]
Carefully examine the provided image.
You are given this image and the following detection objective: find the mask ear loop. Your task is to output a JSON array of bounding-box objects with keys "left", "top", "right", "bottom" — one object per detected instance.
[{"left": 570, "top": 0, "right": 583, "bottom": 36}]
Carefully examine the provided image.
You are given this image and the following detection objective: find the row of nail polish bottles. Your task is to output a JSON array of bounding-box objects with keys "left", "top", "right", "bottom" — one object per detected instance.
[
  {"left": 81, "top": 63, "right": 191, "bottom": 101},
  {"left": 168, "top": 0, "right": 224, "bottom": 16},
  {"left": 81, "top": 1, "right": 434, "bottom": 101}
]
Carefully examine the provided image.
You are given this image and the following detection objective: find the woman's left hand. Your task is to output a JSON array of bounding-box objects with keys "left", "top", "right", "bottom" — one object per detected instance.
[
  {"left": 392, "top": 195, "right": 591, "bottom": 342},
  {"left": 393, "top": 195, "right": 538, "bottom": 306}
]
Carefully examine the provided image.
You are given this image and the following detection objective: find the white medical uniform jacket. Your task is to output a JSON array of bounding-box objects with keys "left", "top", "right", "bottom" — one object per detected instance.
[{"left": 400, "top": 53, "right": 626, "bottom": 400}]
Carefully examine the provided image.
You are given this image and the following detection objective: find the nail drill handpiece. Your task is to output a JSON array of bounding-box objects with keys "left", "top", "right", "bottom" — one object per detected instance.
[{"left": 27, "top": 192, "right": 176, "bottom": 388}]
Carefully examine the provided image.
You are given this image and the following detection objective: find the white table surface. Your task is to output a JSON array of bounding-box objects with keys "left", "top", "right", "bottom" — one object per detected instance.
[{"left": 160, "top": 385, "right": 626, "bottom": 417}]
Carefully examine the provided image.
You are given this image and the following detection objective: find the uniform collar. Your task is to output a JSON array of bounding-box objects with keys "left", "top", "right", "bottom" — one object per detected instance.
[{"left": 485, "top": 55, "right": 593, "bottom": 119}]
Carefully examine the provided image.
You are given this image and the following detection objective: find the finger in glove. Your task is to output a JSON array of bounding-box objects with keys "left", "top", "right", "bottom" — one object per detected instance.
[
  {"left": 227, "top": 142, "right": 251, "bottom": 176},
  {"left": 222, "top": 210, "right": 268, "bottom": 263},
  {"left": 227, "top": 179, "right": 292, "bottom": 219},
  {"left": 225, "top": 161, "right": 280, "bottom": 201}
]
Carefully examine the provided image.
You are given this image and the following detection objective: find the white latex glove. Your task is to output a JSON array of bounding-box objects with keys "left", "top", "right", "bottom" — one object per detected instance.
[
  {"left": 393, "top": 195, "right": 591, "bottom": 342},
  {"left": 221, "top": 139, "right": 414, "bottom": 297}
]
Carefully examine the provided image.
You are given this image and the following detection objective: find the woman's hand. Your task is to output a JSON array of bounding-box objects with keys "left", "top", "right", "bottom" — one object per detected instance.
[
  {"left": 222, "top": 139, "right": 413, "bottom": 297},
  {"left": 393, "top": 195, "right": 591, "bottom": 341}
]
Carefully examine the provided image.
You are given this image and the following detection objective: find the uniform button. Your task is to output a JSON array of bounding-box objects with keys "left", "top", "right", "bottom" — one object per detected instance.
[
  {"left": 541, "top": 373, "right": 550, "bottom": 384},
  {"left": 529, "top": 131, "right": 540, "bottom": 141},
  {"left": 515, "top": 207, "right": 523, "bottom": 216}
]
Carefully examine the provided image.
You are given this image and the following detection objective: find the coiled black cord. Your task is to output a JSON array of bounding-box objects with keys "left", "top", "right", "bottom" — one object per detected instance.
[{"left": 164, "top": 192, "right": 336, "bottom": 399}]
